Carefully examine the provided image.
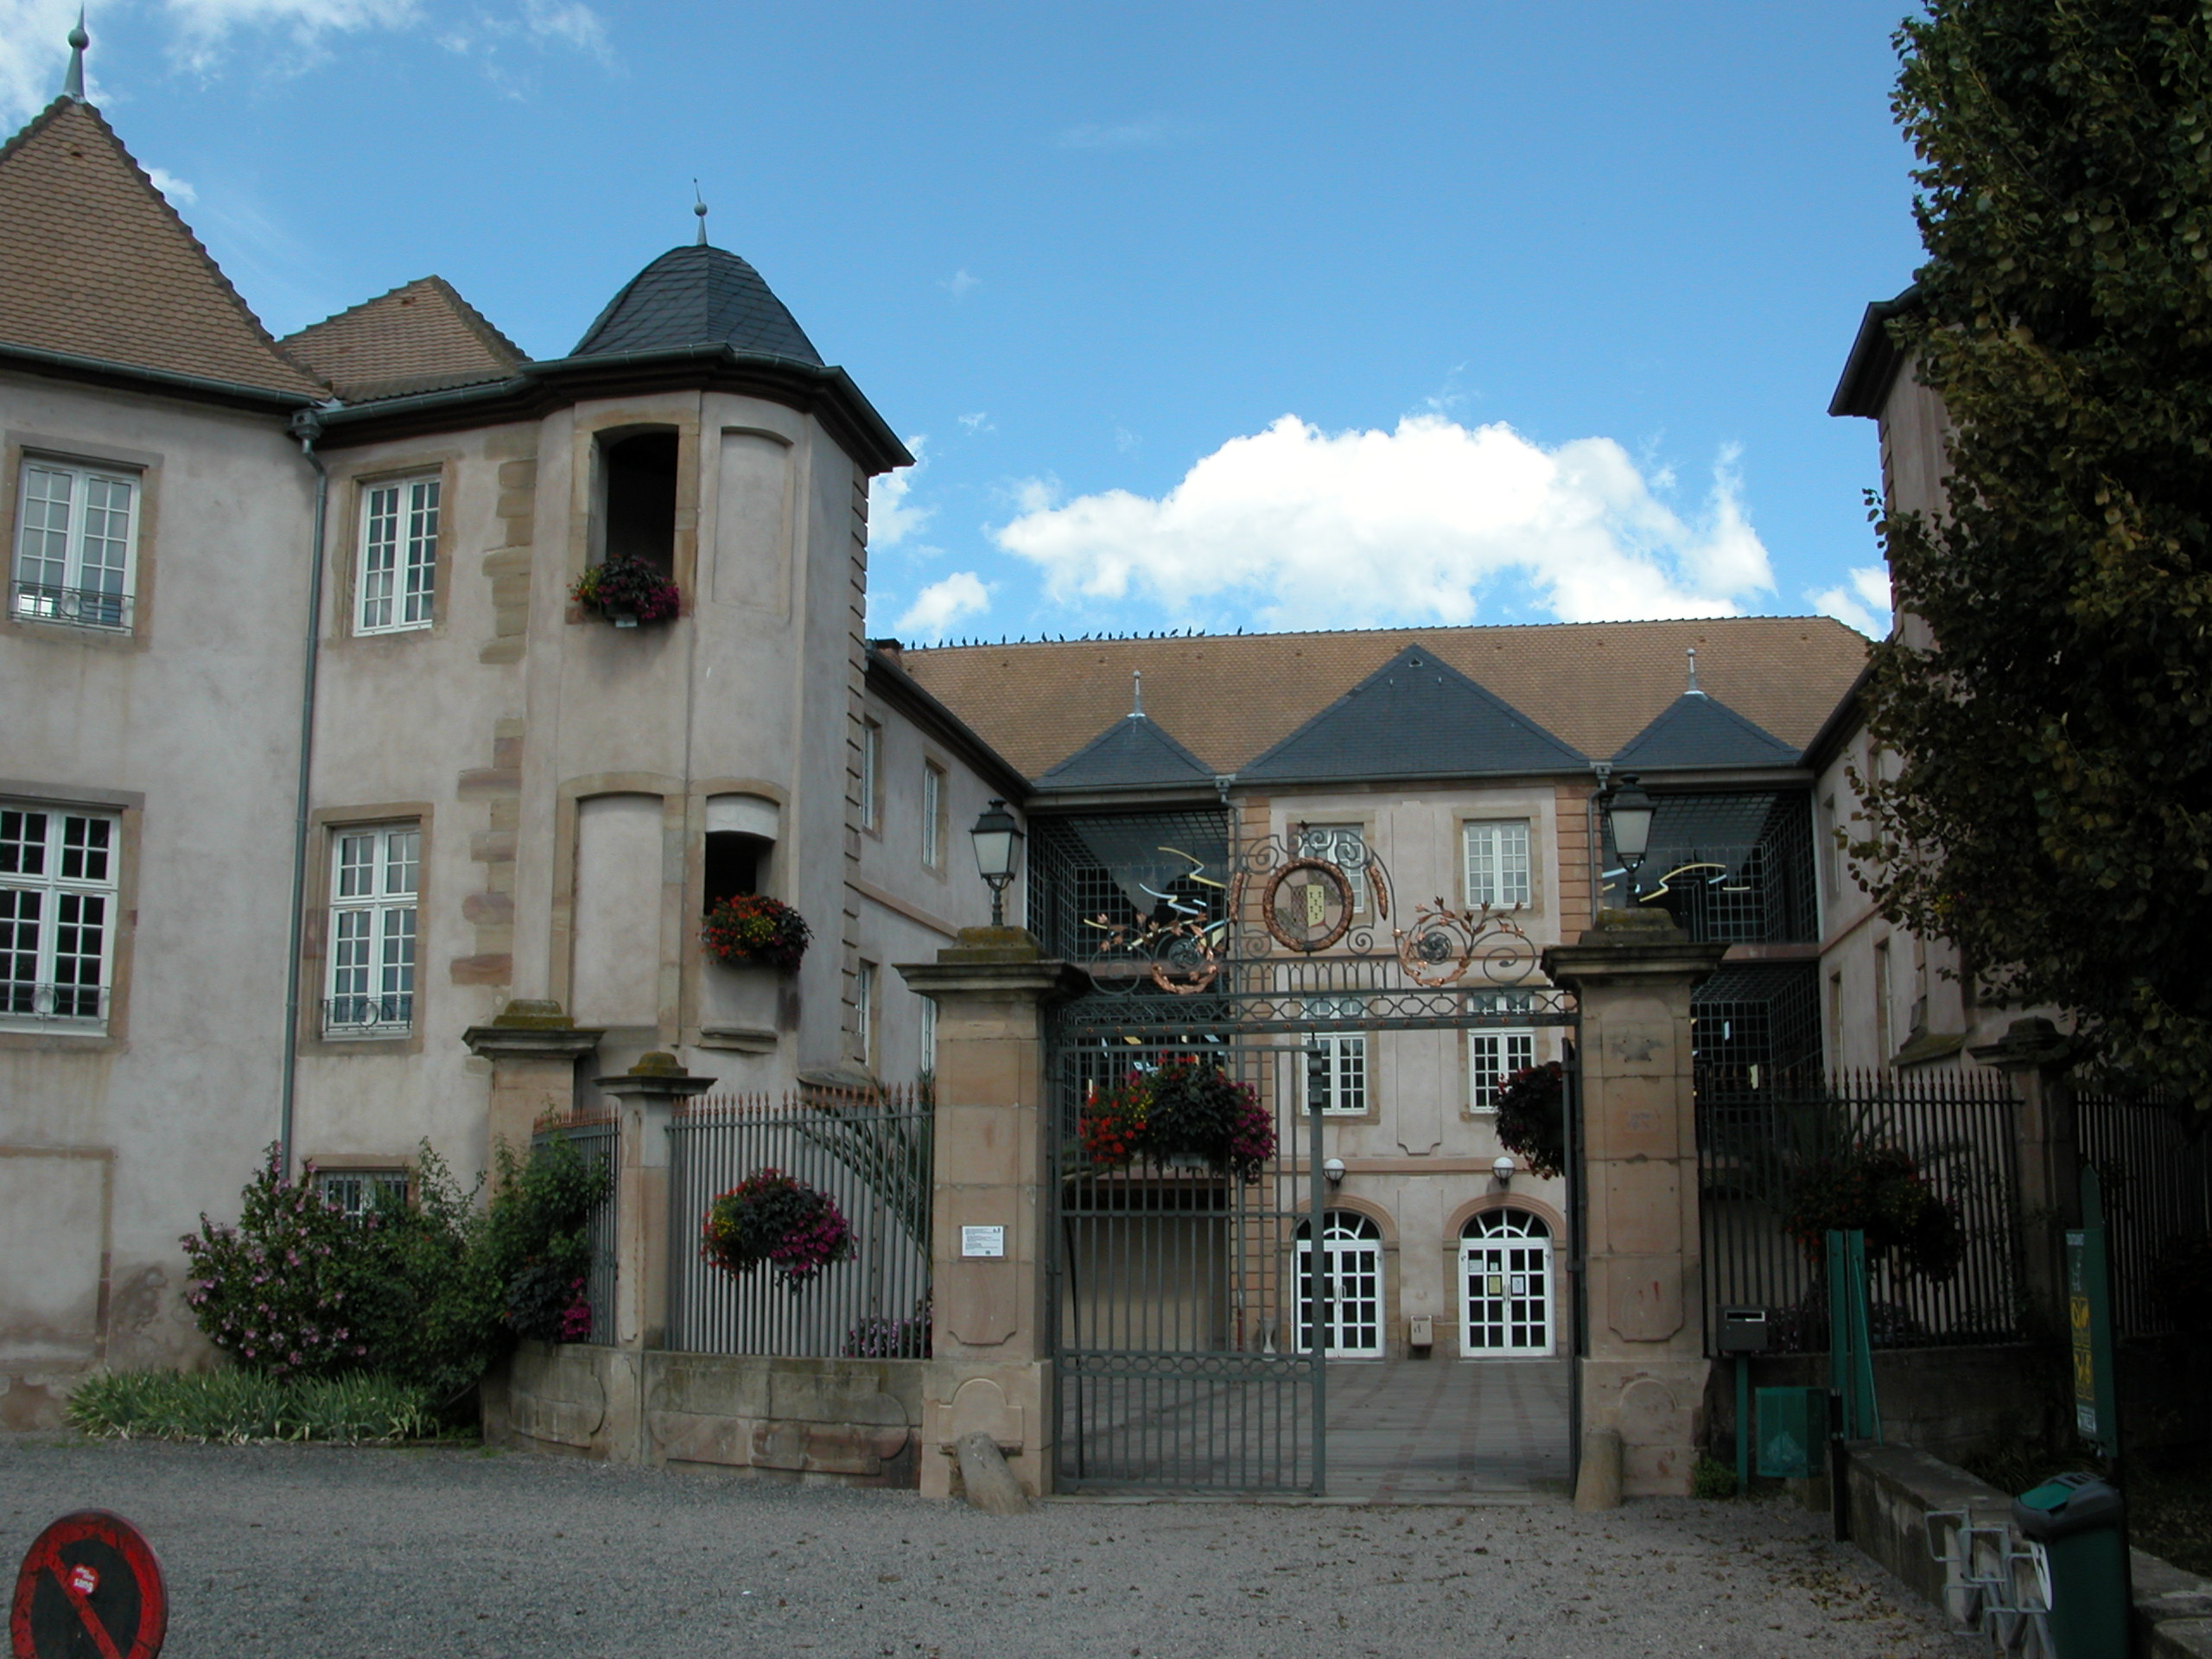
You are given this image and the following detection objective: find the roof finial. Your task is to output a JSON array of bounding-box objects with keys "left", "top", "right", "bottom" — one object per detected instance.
[
  {"left": 1129, "top": 669, "right": 1145, "bottom": 719},
  {"left": 692, "top": 180, "right": 708, "bottom": 247},
  {"left": 1686, "top": 645, "right": 1704, "bottom": 696},
  {"left": 63, "top": 10, "right": 88, "bottom": 101}
]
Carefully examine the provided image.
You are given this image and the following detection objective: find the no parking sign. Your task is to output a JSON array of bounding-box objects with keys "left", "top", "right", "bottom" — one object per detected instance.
[{"left": 10, "top": 1510, "right": 167, "bottom": 1659}]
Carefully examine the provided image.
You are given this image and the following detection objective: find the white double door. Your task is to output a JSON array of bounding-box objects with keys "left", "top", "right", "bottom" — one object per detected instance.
[
  {"left": 1459, "top": 1216, "right": 1552, "bottom": 1358},
  {"left": 1295, "top": 1214, "right": 1383, "bottom": 1357}
]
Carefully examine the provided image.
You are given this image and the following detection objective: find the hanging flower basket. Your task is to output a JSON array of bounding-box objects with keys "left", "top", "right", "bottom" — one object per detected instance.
[
  {"left": 571, "top": 554, "right": 682, "bottom": 626},
  {"left": 702, "top": 894, "right": 811, "bottom": 970},
  {"left": 1782, "top": 1144, "right": 1965, "bottom": 1284},
  {"left": 1078, "top": 1058, "right": 1275, "bottom": 1179},
  {"left": 700, "top": 1170, "right": 855, "bottom": 1287}
]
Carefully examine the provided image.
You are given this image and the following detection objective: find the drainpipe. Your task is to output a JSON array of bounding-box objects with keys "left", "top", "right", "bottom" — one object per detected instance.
[{"left": 278, "top": 406, "right": 334, "bottom": 1172}]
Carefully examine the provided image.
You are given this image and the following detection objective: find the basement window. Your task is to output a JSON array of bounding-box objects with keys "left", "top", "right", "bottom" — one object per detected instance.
[{"left": 599, "top": 429, "right": 678, "bottom": 576}]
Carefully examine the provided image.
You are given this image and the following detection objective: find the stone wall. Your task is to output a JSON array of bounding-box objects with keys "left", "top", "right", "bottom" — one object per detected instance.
[
  {"left": 490, "top": 1342, "right": 923, "bottom": 1488},
  {"left": 1704, "top": 1344, "right": 2067, "bottom": 1465}
]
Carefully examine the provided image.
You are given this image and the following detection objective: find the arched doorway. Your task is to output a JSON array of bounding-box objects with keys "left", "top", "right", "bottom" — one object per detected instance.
[
  {"left": 1459, "top": 1208, "right": 1553, "bottom": 1358},
  {"left": 1295, "top": 1211, "right": 1384, "bottom": 1357}
]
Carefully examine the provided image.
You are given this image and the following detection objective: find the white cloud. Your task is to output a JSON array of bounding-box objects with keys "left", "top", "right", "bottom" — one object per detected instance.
[
  {"left": 146, "top": 166, "right": 198, "bottom": 205},
  {"left": 958, "top": 410, "right": 994, "bottom": 435},
  {"left": 1057, "top": 118, "right": 1173, "bottom": 150},
  {"left": 868, "top": 436, "right": 933, "bottom": 552},
  {"left": 524, "top": 0, "right": 605, "bottom": 53},
  {"left": 941, "top": 268, "right": 980, "bottom": 301},
  {"left": 893, "top": 571, "right": 992, "bottom": 641},
  {"left": 994, "top": 413, "right": 1777, "bottom": 630},
  {"left": 1809, "top": 563, "right": 1893, "bottom": 638}
]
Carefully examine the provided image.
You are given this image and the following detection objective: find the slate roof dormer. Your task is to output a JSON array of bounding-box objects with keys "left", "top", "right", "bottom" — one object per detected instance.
[
  {"left": 1611, "top": 689, "right": 1801, "bottom": 771},
  {"left": 1241, "top": 644, "right": 1586, "bottom": 783},
  {"left": 0, "top": 97, "right": 327, "bottom": 399},
  {"left": 283, "top": 276, "right": 529, "bottom": 404},
  {"left": 571, "top": 243, "right": 823, "bottom": 366},
  {"left": 1036, "top": 711, "right": 1217, "bottom": 792}
]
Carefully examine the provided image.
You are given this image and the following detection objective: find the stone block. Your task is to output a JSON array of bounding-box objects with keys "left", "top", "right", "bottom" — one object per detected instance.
[
  {"left": 1574, "top": 1427, "right": 1623, "bottom": 1510},
  {"left": 448, "top": 953, "right": 513, "bottom": 985},
  {"left": 957, "top": 1433, "right": 1033, "bottom": 1515},
  {"left": 1604, "top": 1258, "right": 1686, "bottom": 1343},
  {"left": 497, "top": 459, "right": 538, "bottom": 490}
]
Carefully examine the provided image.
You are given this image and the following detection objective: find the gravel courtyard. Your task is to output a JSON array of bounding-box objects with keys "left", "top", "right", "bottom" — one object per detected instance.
[{"left": 2, "top": 1436, "right": 1979, "bottom": 1658}]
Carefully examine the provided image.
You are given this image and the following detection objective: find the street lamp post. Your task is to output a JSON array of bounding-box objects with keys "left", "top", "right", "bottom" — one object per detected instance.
[
  {"left": 968, "top": 798, "right": 1025, "bottom": 928},
  {"left": 1599, "top": 773, "right": 1656, "bottom": 903}
]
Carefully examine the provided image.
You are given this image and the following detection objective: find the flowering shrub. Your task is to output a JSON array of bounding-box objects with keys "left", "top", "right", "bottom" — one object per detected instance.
[
  {"left": 702, "top": 893, "right": 811, "bottom": 970},
  {"left": 842, "top": 1298, "right": 931, "bottom": 1358},
  {"left": 701, "top": 1170, "right": 855, "bottom": 1287},
  {"left": 1493, "top": 1062, "right": 1567, "bottom": 1180},
  {"left": 571, "top": 553, "right": 681, "bottom": 624},
  {"left": 1078, "top": 1058, "right": 1276, "bottom": 1179},
  {"left": 1783, "top": 1144, "right": 1966, "bottom": 1284},
  {"left": 181, "top": 1149, "right": 369, "bottom": 1380},
  {"left": 504, "top": 1262, "right": 593, "bottom": 1344}
]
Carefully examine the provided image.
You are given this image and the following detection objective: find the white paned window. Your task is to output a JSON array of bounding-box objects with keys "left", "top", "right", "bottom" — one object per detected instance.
[
  {"left": 0, "top": 804, "right": 118, "bottom": 1028},
  {"left": 1463, "top": 819, "right": 1532, "bottom": 909},
  {"left": 920, "top": 995, "right": 938, "bottom": 1073},
  {"left": 1461, "top": 1209, "right": 1553, "bottom": 1357},
  {"left": 855, "top": 959, "right": 876, "bottom": 1061},
  {"left": 357, "top": 476, "right": 440, "bottom": 633},
  {"left": 11, "top": 461, "right": 137, "bottom": 631},
  {"left": 1295, "top": 1211, "right": 1385, "bottom": 1357},
  {"left": 1469, "top": 1025, "right": 1537, "bottom": 1112},
  {"left": 860, "top": 721, "right": 881, "bottom": 830},
  {"left": 318, "top": 1169, "right": 408, "bottom": 1217},
  {"left": 922, "top": 763, "right": 944, "bottom": 868},
  {"left": 326, "top": 825, "right": 419, "bottom": 1035},
  {"left": 1300, "top": 1000, "right": 1367, "bottom": 1114},
  {"left": 1296, "top": 823, "right": 1368, "bottom": 911}
]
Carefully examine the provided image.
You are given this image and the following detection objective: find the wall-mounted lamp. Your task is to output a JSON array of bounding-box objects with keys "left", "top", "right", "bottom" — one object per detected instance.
[
  {"left": 968, "top": 798, "right": 1024, "bottom": 928},
  {"left": 1322, "top": 1157, "right": 1346, "bottom": 1186},
  {"left": 1491, "top": 1155, "right": 1516, "bottom": 1185}
]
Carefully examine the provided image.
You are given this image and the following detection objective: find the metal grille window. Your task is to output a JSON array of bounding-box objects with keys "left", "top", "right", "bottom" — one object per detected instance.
[
  {"left": 1461, "top": 1209, "right": 1552, "bottom": 1357},
  {"left": 326, "top": 825, "right": 418, "bottom": 1035},
  {"left": 1302, "top": 1001, "right": 1367, "bottom": 1113},
  {"left": 922, "top": 763, "right": 944, "bottom": 868},
  {"left": 1295, "top": 823, "right": 1368, "bottom": 910},
  {"left": 1463, "top": 820, "right": 1531, "bottom": 909},
  {"left": 317, "top": 1169, "right": 408, "bottom": 1216},
  {"left": 11, "top": 461, "right": 137, "bottom": 631},
  {"left": 0, "top": 804, "right": 117, "bottom": 1028},
  {"left": 1605, "top": 792, "right": 1817, "bottom": 943},
  {"left": 1026, "top": 810, "right": 1231, "bottom": 965},
  {"left": 855, "top": 959, "right": 875, "bottom": 1063},
  {"left": 1692, "top": 963, "right": 1822, "bottom": 1094},
  {"left": 1296, "top": 1211, "right": 1384, "bottom": 1357},
  {"left": 920, "top": 995, "right": 937, "bottom": 1072},
  {"left": 356, "top": 476, "right": 439, "bottom": 633},
  {"left": 1469, "top": 1020, "right": 1536, "bottom": 1112}
]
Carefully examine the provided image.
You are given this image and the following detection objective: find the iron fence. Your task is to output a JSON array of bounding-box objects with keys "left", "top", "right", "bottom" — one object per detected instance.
[
  {"left": 531, "top": 1113, "right": 619, "bottom": 1345},
  {"left": 2075, "top": 1091, "right": 2212, "bottom": 1337},
  {"left": 1698, "top": 1068, "right": 2024, "bottom": 1354},
  {"left": 665, "top": 1082, "right": 931, "bottom": 1358}
]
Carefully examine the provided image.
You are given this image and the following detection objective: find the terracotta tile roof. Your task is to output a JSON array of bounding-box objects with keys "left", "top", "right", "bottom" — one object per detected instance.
[
  {"left": 283, "top": 276, "right": 528, "bottom": 403},
  {"left": 0, "top": 99, "right": 326, "bottom": 397},
  {"left": 902, "top": 616, "right": 1869, "bottom": 783}
]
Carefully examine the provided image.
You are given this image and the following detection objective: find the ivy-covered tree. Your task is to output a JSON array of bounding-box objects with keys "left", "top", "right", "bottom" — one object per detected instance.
[{"left": 1861, "top": 0, "right": 2212, "bottom": 1109}]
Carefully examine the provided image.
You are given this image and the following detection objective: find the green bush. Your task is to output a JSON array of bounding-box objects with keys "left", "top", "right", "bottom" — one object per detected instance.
[
  {"left": 67, "top": 1370, "right": 436, "bottom": 1444},
  {"left": 1691, "top": 1456, "right": 1740, "bottom": 1500},
  {"left": 181, "top": 1134, "right": 612, "bottom": 1408}
]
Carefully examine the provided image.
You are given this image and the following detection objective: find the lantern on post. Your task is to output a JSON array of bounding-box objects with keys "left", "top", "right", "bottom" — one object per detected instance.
[
  {"left": 969, "top": 798, "right": 1024, "bottom": 928},
  {"left": 1600, "top": 773, "right": 1656, "bottom": 901}
]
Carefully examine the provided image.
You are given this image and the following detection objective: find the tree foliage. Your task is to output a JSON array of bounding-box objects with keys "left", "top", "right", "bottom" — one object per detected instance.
[{"left": 1865, "top": 0, "right": 2212, "bottom": 1107}]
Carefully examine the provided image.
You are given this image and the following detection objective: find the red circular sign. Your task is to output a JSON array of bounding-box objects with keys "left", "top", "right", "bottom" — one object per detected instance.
[{"left": 10, "top": 1510, "right": 166, "bottom": 1659}]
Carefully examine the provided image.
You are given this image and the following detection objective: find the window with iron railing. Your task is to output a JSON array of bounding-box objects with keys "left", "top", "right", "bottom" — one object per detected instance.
[
  {"left": 325, "top": 824, "right": 418, "bottom": 1037},
  {"left": 1, "top": 804, "right": 118, "bottom": 1032},
  {"left": 11, "top": 461, "right": 137, "bottom": 633}
]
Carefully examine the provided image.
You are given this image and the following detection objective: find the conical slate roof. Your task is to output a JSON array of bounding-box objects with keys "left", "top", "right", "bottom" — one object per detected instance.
[
  {"left": 1037, "top": 713, "right": 1216, "bottom": 791},
  {"left": 0, "top": 98, "right": 325, "bottom": 395},
  {"left": 284, "top": 276, "right": 527, "bottom": 403},
  {"left": 1242, "top": 644, "right": 1586, "bottom": 782},
  {"left": 1611, "top": 690, "right": 1799, "bottom": 770},
  {"left": 571, "top": 244, "right": 822, "bottom": 365}
]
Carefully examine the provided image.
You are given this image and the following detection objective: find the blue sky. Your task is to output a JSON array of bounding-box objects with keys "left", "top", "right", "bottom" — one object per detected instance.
[{"left": 3, "top": 1, "right": 1923, "bottom": 643}]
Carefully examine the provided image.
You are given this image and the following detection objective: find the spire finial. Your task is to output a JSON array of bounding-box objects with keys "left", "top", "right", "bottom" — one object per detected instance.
[
  {"left": 63, "top": 10, "right": 88, "bottom": 101},
  {"left": 692, "top": 180, "right": 708, "bottom": 247},
  {"left": 1686, "top": 645, "right": 1703, "bottom": 696},
  {"left": 1129, "top": 669, "right": 1144, "bottom": 719}
]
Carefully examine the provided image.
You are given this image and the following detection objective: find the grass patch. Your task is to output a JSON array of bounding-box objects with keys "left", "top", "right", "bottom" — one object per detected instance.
[
  {"left": 1691, "top": 1456, "right": 1740, "bottom": 1499},
  {"left": 67, "top": 1370, "right": 442, "bottom": 1445}
]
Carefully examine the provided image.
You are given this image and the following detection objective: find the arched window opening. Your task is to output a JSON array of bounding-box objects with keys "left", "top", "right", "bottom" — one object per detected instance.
[
  {"left": 703, "top": 830, "right": 772, "bottom": 913},
  {"left": 601, "top": 429, "right": 678, "bottom": 575}
]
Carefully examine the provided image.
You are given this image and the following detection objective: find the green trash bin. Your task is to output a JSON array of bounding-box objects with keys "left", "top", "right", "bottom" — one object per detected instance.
[
  {"left": 1754, "top": 1386, "right": 1827, "bottom": 1478},
  {"left": 2012, "top": 1472, "right": 2128, "bottom": 1659}
]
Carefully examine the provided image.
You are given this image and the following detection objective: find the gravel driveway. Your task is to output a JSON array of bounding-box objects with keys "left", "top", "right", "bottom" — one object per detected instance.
[{"left": 3, "top": 1435, "right": 1978, "bottom": 1658}]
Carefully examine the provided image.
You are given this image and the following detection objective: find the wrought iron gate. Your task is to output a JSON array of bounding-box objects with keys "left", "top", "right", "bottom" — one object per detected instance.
[{"left": 1033, "top": 810, "right": 1580, "bottom": 1494}]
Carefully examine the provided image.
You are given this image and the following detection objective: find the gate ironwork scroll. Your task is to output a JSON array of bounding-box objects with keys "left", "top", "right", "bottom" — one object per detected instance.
[{"left": 1033, "top": 811, "right": 1579, "bottom": 1493}]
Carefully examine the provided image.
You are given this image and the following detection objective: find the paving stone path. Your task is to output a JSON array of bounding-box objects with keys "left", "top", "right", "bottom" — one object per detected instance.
[{"left": 2, "top": 1435, "right": 1980, "bottom": 1658}]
